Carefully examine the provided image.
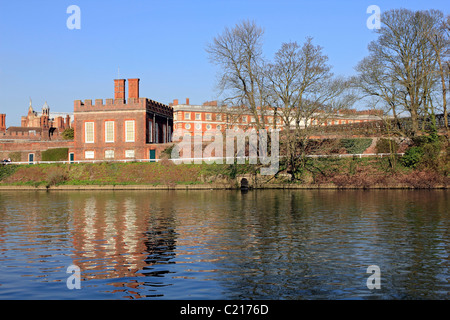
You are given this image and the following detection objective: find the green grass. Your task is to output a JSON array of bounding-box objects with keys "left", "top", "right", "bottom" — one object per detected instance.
[{"left": 0, "top": 164, "right": 18, "bottom": 181}]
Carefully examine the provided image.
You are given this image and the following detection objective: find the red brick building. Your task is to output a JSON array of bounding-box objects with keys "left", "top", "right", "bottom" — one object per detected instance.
[
  {"left": 71, "top": 78, "right": 173, "bottom": 161},
  {"left": 172, "top": 99, "right": 286, "bottom": 137}
]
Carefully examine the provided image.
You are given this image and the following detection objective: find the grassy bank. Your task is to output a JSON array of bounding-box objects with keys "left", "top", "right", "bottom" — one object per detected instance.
[
  {"left": 0, "top": 155, "right": 448, "bottom": 189},
  {"left": 1, "top": 134, "right": 448, "bottom": 189}
]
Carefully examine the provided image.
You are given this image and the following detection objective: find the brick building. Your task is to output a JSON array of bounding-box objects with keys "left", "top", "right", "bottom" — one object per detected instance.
[
  {"left": 0, "top": 101, "right": 73, "bottom": 162},
  {"left": 71, "top": 78, "right": 173, "bottom": 161},
  {"left": 21, "top": 100, "right": 72, "bottom": 130},
  {"left": 172, "top": 99, "right": 285, "bottom": 137},
  {"left": 172, "top": 98, "right": 382, "bottom": 137}
]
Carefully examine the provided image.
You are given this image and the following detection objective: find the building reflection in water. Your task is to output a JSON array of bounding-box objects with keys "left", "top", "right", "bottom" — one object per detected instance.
[
  {"left": 70, "top": 192, "right": 178, "bottom": 298},
  {"left": 62, "top": 189, "right": 449, "bottom": 299}
]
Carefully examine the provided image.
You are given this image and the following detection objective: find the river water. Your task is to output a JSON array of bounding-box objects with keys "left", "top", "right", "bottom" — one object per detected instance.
[{"left": 0, "top": 189, "right": 448, "bottom": 300}]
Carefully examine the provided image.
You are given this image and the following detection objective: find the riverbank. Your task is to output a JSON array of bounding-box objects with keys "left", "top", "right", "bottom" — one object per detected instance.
[
  {"left": 0, "top": 154, "right": 448, "bottom": 190},
  {"left": 0, "top": 183, "right": 448, "bottom": 191}
]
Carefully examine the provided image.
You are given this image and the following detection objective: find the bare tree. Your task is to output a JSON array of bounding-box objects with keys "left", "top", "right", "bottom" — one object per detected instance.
[
  {"left": 360, "top": 9, "right": 447, "bottom": 136},
  {"left": 206, "top": 20, "right": 270, "bottom": 132},
  {"left": 424, "top": 11, "right": 450, "bottom": 131},
  {"left": 266, "top": 38, "right": 355, "bottom": 178},
  {"left": 352, "top": 53, "right": 405, "bottom": 135}
]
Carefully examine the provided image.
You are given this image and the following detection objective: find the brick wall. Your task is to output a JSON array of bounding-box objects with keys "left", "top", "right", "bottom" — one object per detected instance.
[{"left": 0, "top": 140, "right": 74, "bottom": 162}]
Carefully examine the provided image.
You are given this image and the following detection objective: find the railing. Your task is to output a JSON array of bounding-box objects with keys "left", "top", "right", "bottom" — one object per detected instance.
[{"left": 3, "top": 153, "right": 405, "bottom": 166}]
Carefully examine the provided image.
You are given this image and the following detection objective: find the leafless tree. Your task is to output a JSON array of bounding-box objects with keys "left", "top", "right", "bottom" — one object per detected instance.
[
  {"left": 424, "top": 11, "right": 450, "bottom": 131},
  {"left": 355, "top": 9, "right": 448, "bottom": 136},
  {"left": 266, "top": 38, "right": 355, "bottom": 178},
  {"left": 206, "top": 20, "right": 270, "bottom": 132}
]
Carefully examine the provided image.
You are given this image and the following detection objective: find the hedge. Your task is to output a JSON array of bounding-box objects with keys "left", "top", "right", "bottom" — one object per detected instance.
[
  {"left": 41, "top": 148, "right": 69, "bottom": 161},
  {"left": 340, "top": 138, "right": 373, "bottom": 154}
]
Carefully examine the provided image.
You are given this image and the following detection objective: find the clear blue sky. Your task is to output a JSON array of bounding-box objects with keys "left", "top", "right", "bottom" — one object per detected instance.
[{"left": 0, "top": 0, "right": 448, "bottom": 126}]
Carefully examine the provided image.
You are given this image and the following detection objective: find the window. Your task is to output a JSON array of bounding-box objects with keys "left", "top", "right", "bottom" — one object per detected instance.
[
  {"left": 185, "top": 123, "right": 191, "bottom": 130},
  {"left": 85, "top": 151, "right": 94, "bottom": 159},
  {"left": 251, "top": 117, "right": 256, "bottom": 123},
  {"left": 174, "top": 113, "right": 177, "bottom": 121},
  {"left": 195, "top": 113, "right": 201, "bottom": 120},
  {"left": 206, "top": 113, "right": 212, "bottom": 121},
  {"left": 85, "top": 122, "right": 94, "bottom": 143},
  {"left": 242, "top": 116, "right": 247, "bottom": 123},
  {"left": 184, "top": 112, "right": 191, "bottom": 120},
  {"left": 105, "top": 150, "right": 114, "bottom": 159},
  {"left": 216, "top": 124, "right": 221, "bottom": 130},
  {"left": 162, "top": 124, "right": 167, "bottom": 143},
  {"left": 105, "top": 121, "right": 114, "bottom": 143},
  {"left": 125, "top": 150, "right": 135, "bottom": 158},
  {"left": 195, "top": 123, "right": 201, "bottom": 130},
  {"left": 206, "top": 124, "right": 212, "bottom": 130},
  {"left": 216, "top": 114, "right": 222, "bottom": 121},
  {"left": 148, "top": 121, "right": 153, "bottom": 143},
  {"left": 125, "top": 120, "right": 135, "bottom": 142}
]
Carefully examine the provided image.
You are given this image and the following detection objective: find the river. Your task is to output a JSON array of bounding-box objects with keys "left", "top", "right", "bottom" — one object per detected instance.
[{"left": 0, "top": 189, "right": 448, "bottom": 299}]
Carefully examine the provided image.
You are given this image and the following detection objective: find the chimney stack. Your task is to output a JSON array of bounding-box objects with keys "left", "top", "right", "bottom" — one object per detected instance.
[
  {"left": 186, "top": 98, "right": 190, "bottom": 105},
  {"left": 0, "top": 114, "right": 6, "bottom": 132},
  {"left": 114, "top": 79, "right": 126, "bottom": 101},
  {"left": 128, "top": 78, "right": 140, "bottom": 100},
  {"left": 173, "top": 99, "right": 179, "bottom": 105}
]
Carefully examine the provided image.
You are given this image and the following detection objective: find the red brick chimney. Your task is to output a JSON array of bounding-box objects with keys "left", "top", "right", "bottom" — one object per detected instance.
[
  {"left": 128, "top": 78, "right": 140, "bottom": 100},
  {"left": 173, "top": 99, "right": 179, "bottom": 105},
  {"left": 114, "top": 79, "right": 126, "bottom": 101},
  {"left": 0, "top": 114, "right": 6, "bottom": 132},
  {"left": 186, "top": 98, "right": 190, "bottom": 105}
]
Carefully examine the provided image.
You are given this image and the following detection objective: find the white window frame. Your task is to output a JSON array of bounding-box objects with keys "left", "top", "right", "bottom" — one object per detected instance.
[
  {"left": 148, "top": 121, "right": 153, "bottom": 143},
  {"left": 85, "top": 122, "right": 94, "bottom": 143},
  {"left": 205, "top": 113, "right": 212, "bottom": 121},
  {"left": 105, "top": 121, "right": 114, "bottom": 143},
  {"left": 105, "top": 149, "right": 114, "bottom": 159},
  {"left": 184, "top": 112, "right": 191, "bottom": 120},
  {"left": 85, "top": 151, "right": 95, "bottom": 159},
  {"left": 125, "top": 120, "right": 135, "bottom": 142},
  {"left": 195, "top": 113, "right": 201, "bottom": 120},
  {"left": 125, "top": 150, "right": 135, "bottom": 158}
]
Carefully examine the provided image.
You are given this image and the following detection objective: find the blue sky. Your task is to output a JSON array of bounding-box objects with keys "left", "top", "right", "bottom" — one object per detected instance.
[{"left": 0, "top": 0, "right": 448, "bottom": 126}]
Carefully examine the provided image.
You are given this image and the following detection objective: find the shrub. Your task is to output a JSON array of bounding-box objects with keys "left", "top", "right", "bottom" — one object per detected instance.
[
  {"left": 41, "top": 148, "right": 69, "bottom": 161},
  {"left": 62, "top": 128, "right": 74, "bottom": 140},
  {"left": 375, "top": 138, "right": 399, "bottom": 154},
  {"left": 401, "top": 146, "right": 424, "bottom": 168},
  {"left": 420, "top": 142, "right": 441, "bottom": 170},
  {"left": 0, "top": 164, "right": 18, "bottom": 181},
  {"left": 46, "top": 167, "right": 68, "bottom": 186},
  {"left": 340, "top": 138, "right": 372, "bottom": 154}
]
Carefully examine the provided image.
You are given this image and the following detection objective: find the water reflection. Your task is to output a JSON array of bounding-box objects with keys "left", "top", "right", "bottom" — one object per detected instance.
[{"left": 0, "top": 190, "right": 448, "bottom": 299}]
